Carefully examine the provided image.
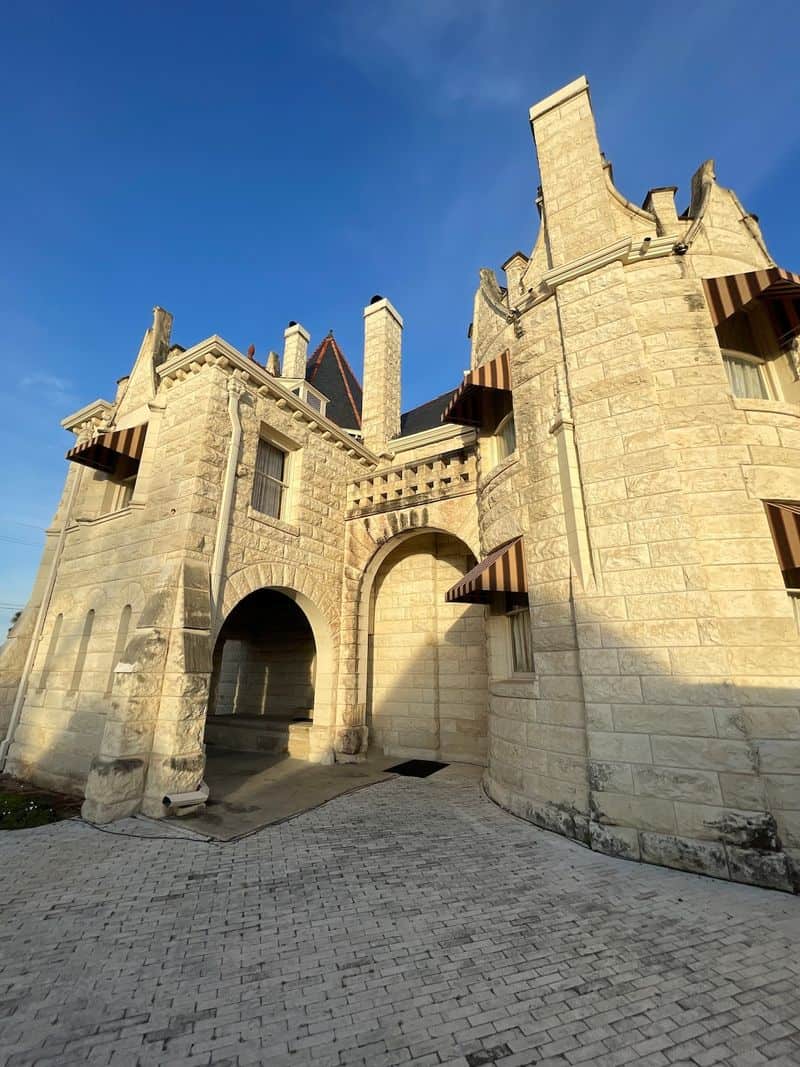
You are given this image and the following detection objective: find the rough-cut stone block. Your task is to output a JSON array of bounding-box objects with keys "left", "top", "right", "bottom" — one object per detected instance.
[{"left": 640, "top": 831, "right": 729, "bottom": 879}]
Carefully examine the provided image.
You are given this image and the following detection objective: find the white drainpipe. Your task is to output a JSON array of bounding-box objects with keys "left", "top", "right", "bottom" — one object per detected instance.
[
  {"left": 210, "top": 373, "right": 246, "bottom": 616},
  {"left": 0, "top": 465, "right": 84, "bottom": 772}
]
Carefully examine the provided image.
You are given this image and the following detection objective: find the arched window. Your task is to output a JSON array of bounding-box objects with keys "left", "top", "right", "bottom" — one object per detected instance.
[
  {"left": 38, "top": 613, "right": 63, "bottom": 691},
  {"left": 496, "top": 412, "right": 517, "bottom": 462},
  {"left": 105, "top": 605, "right": 132, "bottom": 696},
  {"left": 70, "top": 609, "right": 95, "bottom": 694}
]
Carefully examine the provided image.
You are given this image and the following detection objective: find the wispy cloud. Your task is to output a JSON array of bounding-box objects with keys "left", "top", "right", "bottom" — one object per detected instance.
[
  {"left": 331, "top": 0, "right": 527, "bottom": 111},
  {"left": 18, "top": 371, "right": 77, "bottom": 406}
]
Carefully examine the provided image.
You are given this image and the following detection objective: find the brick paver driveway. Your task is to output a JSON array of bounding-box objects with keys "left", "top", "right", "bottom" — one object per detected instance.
[{"left": 1, "top": 769, "right": 799, "bottom": 1067}]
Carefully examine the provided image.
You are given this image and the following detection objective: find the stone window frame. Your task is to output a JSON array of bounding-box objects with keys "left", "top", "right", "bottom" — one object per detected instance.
[
  {"left": 495, "top": 411, "right": 517, "bottom": 464},
  {"left": 248, "top": 423, "right": 303, "bottom": 528},
  {"left": 481, "top": 409, "right": 518, "bottom": 478},
  {"left": 721, "top": 348, "right": 774, "bottom": 402},
  {"left": 506, "top": 604, "right": 534, "bottom": 676},
  {"left": 98, "top": 464, "right": 138, "bottom": 516}
]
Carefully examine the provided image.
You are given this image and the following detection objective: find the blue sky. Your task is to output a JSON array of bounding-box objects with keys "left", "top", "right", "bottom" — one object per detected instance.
[{"left": 2, "top": 0, "right": 799, "bottom": 634}]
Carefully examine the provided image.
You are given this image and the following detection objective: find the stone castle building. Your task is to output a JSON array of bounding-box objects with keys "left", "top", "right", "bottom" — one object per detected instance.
[{"left": 2, "top": 77, "right": 799, "bottom": 892}]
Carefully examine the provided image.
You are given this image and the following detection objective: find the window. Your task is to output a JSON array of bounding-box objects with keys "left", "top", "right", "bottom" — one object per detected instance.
[
  {"left": 252, "top": 439, "right": 288, "bottom": 519},
  {"left": 99, "top": 455, "right": 139, "bottom": 515},
  {"left": 70, "top": 610, "right": 95, "bottom": 694},
  {"left": 508, "top": 607, "right": 533, "bottom": 674},
  {"left": 723, "top": 352, "right": 769, "bottom": 400},
  {"left": 38, "top": 613, "right": 63, "bottom": 691},
  {"left": 764, "top": 501, "right": 800, "bottom": 591},
  {"left": 105, "top": 605, "right": 132, "bottom": 696},
  {"left": 496, "top": 413, "right": 517, "bottom": 462}
]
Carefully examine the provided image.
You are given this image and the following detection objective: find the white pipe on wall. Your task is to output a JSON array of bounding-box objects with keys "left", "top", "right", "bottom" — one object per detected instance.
[
  {"left": 210, "top": 373, "right": 246, "bottom": 616},
  {"left": 163, "top": 781, "right": 209, "bottom": 808},
  {"left": 0, "top": 465, "right": 84, "bottom": 771}
]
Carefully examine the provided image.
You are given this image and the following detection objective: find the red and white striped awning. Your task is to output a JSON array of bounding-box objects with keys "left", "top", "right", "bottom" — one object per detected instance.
[
  {"left": 764, "top": 501, "right": 800, "bottom": 590},
  {"left": 66, "top": 423, "right": 147, "bottom": 474},
  {"left": 703, "top": 268, "right": 800, "bottom": 347},
  {"left": 442, "top": 350, "right": 512, "bottom": 427},
  {"left": 445, "top": 536, "right": 526, "bottom": 605}
]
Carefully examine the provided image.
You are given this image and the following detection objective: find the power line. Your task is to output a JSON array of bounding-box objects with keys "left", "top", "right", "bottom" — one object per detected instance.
[
  {"left": 0, "top": 535, "right": 41, "bottom": 547},
  {"left": 2, "top": 520, "right": 46, "bottom": 531}
]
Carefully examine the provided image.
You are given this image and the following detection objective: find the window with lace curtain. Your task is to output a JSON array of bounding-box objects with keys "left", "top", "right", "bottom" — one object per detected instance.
[
  {"left": 252, "top": 439, "right": 288, "bottom": 519},
  {"left": 508, "top": 607, "right": 534, "bottom": 674},
  {"left": 722, "top": 351, "right": 769, "bottom": 400}
]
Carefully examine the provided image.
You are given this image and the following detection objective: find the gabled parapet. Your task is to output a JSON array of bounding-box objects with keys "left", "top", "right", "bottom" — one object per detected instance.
[{"left": 115, "top": 307, "right": 173, "bottom": 421}]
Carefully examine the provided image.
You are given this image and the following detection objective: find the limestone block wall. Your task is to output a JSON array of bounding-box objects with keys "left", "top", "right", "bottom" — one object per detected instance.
[
  {"left": 0, "top": 466, "right": 77, "bottom": 737},
  {"left": 6, "top": 361, "right": 222, "bottom": 797},
  {"left": 219, "top": 367, "right": 369, "bottom": 759},
  {"left": 478, "top": 74, "right": 800, "bottom": 891},
  {"left": 369, "top": 532, "right": 487, "bottom": 763},
  {"left": 469, "top": 278, "right": 592, "bottom": 841}
]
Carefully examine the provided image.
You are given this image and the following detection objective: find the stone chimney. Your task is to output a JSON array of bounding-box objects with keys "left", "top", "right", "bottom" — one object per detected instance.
[
  {"left": 283, "top": 321, "right": 309, "bottom": 380},
  {"left": 529, "top": 76, "right": 614, "bottom": 266},
  {"left": 361, "top": 295, "right": 402, "bottom": 454},
  {"left": 265, "top": 351, "right": 281, "bottom": 376}
]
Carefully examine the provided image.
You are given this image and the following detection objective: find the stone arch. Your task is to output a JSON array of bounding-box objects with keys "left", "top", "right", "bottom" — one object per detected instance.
[
  {"left": 354, "top": 525, "right": 479, "bottom": 719},
  {"left": 216, "top": 562, "right": 338, "bottom": 758},
  {"left": 349, "top": 524, "right": 492, "bottom": 768}
]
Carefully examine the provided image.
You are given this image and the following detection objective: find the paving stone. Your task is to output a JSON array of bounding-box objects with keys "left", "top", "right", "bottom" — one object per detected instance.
[{"left": 0, "top": 776, "right": 799, "bottom": 1066}]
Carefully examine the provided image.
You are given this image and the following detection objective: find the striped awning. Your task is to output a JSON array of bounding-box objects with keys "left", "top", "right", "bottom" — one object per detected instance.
[
  {"left": 703, "top": 268, "right": 800, "bottom": 347},
  {"left": 445, "top": 536, "right": 527, "bottom": 605},
  {"left": 66, "top": 423, "right": 147, "bottom": 474},
  {"left": 442, "top": 350, "right": 512, "bottom": 427},
  {"left": 764, "top": 501, "right": 800, "bottom": 590}
]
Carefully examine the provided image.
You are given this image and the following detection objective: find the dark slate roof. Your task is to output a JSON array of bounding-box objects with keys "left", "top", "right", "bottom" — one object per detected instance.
[
  {"left": 305, "top": 333, "right": 362, "bottom": 430},
  {"left": 396, "top": 389, "right": 457, "bottom": 438}
]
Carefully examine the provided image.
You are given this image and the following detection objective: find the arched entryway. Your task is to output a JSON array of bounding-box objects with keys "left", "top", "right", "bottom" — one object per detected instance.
[
  {"left": 366, "top": 531, "right": 488, "bottom": 765},
  {"left": 205, "top": 588, "right": 316, "bottom": 759}
]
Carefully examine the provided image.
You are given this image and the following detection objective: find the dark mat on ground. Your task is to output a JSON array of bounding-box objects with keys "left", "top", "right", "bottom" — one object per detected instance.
[{"left": 387, "top": 760, "right": 449, "bottom": 778}]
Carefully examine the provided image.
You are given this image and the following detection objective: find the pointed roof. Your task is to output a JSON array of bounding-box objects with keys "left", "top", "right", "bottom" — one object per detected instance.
[{"left": 305, "top": 332, "right": 362, "bottom": 431}]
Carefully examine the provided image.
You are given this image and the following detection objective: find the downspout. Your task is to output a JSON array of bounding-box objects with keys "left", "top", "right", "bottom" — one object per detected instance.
[
  {"left": 0, "top": 465, "right": 84, "bottom": 771},
  {"left": 210, "top": 372, "right": 246, "bottom": 617}
]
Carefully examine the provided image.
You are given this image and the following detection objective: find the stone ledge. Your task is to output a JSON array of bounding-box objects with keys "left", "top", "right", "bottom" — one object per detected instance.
[
  {"left": 733, "top": 396, "right": 800, "bottom": 420},
  {"left": 246, "top": 505, "right": 300, "bottom": 537}
]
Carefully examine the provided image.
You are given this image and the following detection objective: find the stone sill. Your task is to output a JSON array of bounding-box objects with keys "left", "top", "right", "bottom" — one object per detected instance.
[
  {"left": 246, "top": 505, "right": 300, "bottom": 537},
  {"left": 490, "top": 676, "right": 537, "bottom": 700},
  {"left": 73, "top": 501, "right": 145, "bottom": 527},
  {"left": 479, "top": 452, "right": 518, "bottom": 494},
  {"left": 733, "top": 396, "right": 800, "bottom": 420}
]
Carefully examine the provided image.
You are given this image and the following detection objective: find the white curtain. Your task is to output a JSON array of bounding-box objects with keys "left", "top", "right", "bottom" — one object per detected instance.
[{"left": 723, "top": 355, "right": 767, "bottom": 399}]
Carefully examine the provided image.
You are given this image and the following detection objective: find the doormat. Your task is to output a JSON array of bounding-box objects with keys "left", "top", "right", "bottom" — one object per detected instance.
[{"left": 387, "top": 760, "right": 448, "bottom": 778}]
